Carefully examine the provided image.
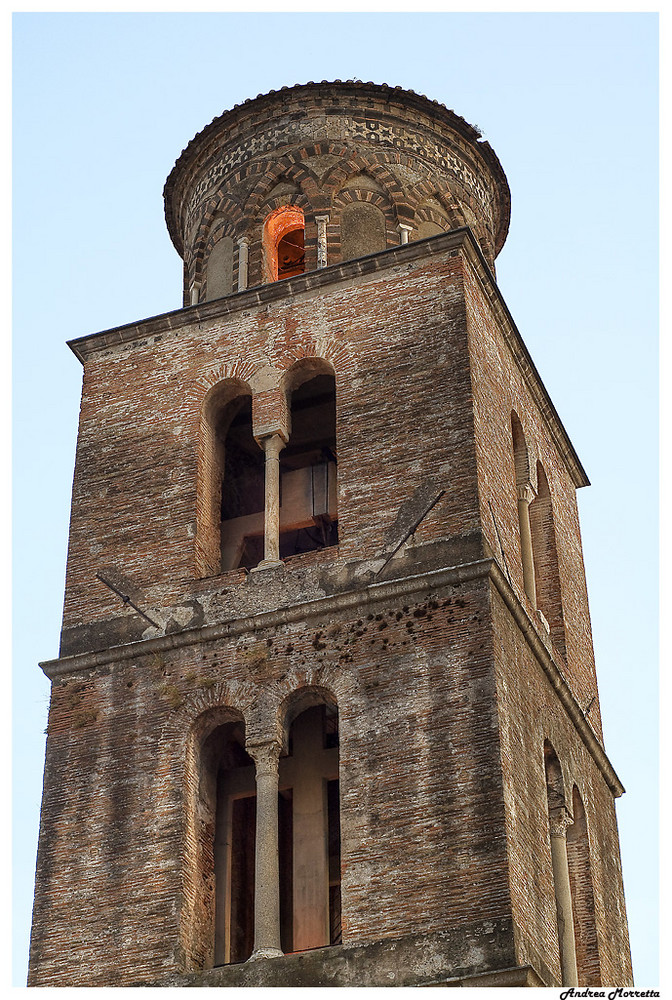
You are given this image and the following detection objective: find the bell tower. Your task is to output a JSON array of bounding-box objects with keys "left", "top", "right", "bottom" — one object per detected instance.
[{"left": 29, "top": 82, "right": 632, "bottom": 988}]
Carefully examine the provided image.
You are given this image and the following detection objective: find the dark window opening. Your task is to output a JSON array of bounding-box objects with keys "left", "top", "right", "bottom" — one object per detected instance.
[
  {"left": 280, "top": 373, "right": 338, "bottom": 559},
  {"left": 219, "top": 396, "right": 265, "bottom": 572},
  {"left": 328, "top": 779, "right": 342, "bottom": 945},
  {"left": 277, "top": 227, "right": 305, "bottom": 279},
  {"left": 279, "top": 704, "right": 341, "bottom": 953},
  {"left": 212, "top": 724, "right": 256, "bottom": 966}
]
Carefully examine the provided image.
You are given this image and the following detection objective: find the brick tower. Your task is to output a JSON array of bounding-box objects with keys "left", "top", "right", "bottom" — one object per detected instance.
[{"left": 28, "top": 82, "right": 632, "bottom": 987}]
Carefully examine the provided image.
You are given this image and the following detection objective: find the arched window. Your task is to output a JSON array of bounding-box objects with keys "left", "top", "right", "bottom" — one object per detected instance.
[
  {"left": 279, "top": 361, "right": 338, "bottom": 560},
  {"left": 530, "top": 463, "right": 566, "bottom": 657},
  {"left": 210, "top": 720, "right": 257, "bottom": 966},
  {"left": 511, "top": 412, "right": 536, "bottom": 604},
  {"left": 263, "top": 206, "right": 305, "bottom": 282},
  {"left": 566, "top": 787, "right": 601, "bottom": 984},
  {"left": 185, "top": 707, "right": 252, "bottom": 971},
  {"left": 544, "top": 740, "right": 578, "bottom": 986},
  {"left": 279, "top": 697, "right": 341, "bottom": 952},
  {"left": 218, "top": 395, "right": 265, "bottom": 571},
  {"left": 197, "top": 380, "right": 261, "bottom": 578}
]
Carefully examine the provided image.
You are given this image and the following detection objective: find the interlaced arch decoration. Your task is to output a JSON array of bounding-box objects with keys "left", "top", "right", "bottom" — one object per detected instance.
[
  {"left": 243, "top": 158, "right": 323, "bottom": 227},
  {"left": 190, "top": 194, "right": 245, "bottom": 288}
]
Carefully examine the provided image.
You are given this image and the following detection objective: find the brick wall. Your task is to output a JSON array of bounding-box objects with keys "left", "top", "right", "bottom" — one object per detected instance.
[{"left": 29, "top": 231, "right": 631, "bottom": 987}]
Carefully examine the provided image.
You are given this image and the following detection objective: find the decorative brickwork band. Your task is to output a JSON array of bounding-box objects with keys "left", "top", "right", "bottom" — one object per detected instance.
[
  {"left": 315, "top": 215, "right": 329, "bottom": 268},
  {"left": 549, "top": 807, "right": 579, "bottom": 986},
  {"left": 517, "top": 481, "right": 537, "bottom": 604},
  {"left": 246, "top": 740, "right": 284, "bottom": 960},
  {"left": 237, "top": 236, "right": 249, "bottom": 292}
]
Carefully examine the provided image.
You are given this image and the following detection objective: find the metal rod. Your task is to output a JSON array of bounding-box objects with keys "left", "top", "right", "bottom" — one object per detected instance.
[
  {"left": 95, "top": 573, "right": 161, "bottom": 628},
  {"left": 374, "top": 490, "right": 445, "bottom": 577}
]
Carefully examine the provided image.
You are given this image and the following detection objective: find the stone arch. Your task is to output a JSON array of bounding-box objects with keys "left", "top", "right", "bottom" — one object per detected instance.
[
  {"left": 277, "top": 682, "right": 339, "bottom": 736},
  {"left": 195, "top": 377, "right": 256, "bottom": 578},
  {"left": 408, "top": 177, "right": 463, "bottom": 221},
  {"left": 190, "top": 193, "right": 245, "bottom": 288},
  {"left": 414, "top": 201, "right": 451, "bottom": 240},
  {"left": 321, "top": 152, "right": 408, "bottom": 218},
  {"left": 243, "top": 158, "right": 322, "bottom": 227}
]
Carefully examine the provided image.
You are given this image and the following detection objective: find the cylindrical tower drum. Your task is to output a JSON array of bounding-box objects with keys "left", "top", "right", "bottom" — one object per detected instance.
[{"left": 164, "top": 81, "right": 510, "bottom": 305}]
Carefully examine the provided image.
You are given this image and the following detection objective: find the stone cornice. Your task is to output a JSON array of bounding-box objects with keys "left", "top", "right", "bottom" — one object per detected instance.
[
  {"left": 40, "top": 555, "right": 622, "bottom": 798},
  {"left": 67, "top": 229, "right": 588, "bottom": 489}
]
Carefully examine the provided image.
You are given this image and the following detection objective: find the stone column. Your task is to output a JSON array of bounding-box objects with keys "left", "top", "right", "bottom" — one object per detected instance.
[
  {"left": 549, "top": 807, "right": 578, "bottom": 986},
  {"left": 247, "top": 741, "right": 283, "bottom": 961},
  {"left": 259, "top": 432, "right": 286, "bottom": 567},
  {"left": 396, "top": 223, "right": 413, "bottom": 245},
  {"left": 237, "top": 235, "right": 250, "bottom": 291},
  {"left": 190, "top": 282, "right": 201, "bottom": 306},
  {"left": 517, "top": 482, "right": 537, "bottom": 604},
  {"left": 315, "top": 214, "right": 329, "bottom": 268}
]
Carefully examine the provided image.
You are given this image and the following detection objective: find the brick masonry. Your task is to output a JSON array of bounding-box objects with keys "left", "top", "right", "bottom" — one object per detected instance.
[{"left": 28, "top": 86, "right": 632, "bottom": 988}]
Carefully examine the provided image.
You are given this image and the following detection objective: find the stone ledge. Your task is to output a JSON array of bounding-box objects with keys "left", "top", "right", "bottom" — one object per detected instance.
[{"left": 144, "top": 919, "right": 525, "bottom": 988}]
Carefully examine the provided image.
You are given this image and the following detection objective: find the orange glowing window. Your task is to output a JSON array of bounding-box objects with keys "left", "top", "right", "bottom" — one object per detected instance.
[{"left": 263, "top": 206, "right": 305, "bottom": 282}]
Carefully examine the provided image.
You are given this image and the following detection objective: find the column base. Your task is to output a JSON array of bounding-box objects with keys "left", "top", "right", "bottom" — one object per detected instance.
[
  {"left": 247, "top": 947, "right": 284, "bottom": 962},
  {"left": 251, "top": 559, "right": 284, "bottom": 572}
]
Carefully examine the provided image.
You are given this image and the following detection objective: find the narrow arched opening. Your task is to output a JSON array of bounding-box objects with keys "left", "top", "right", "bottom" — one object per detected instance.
[
  {"left": 544, "top": 740, "right": 578, "bottom": 986},
  {"left": 278, "top": 691, "right": 341, "bottom": 953},
  {"left": 197, "top": 379, "right": 260, "bottom": 578},
  {"left": 567, "top": 787, "right": 601, "bottom": 984},
  {"left": 207, "top": 719, "right": 257, "bottom": 966},
  {"left": 263, "top": 205, "right": 305, "bottom": 282},
  {"left": 218, "top": 395, "right": 265, "bottom": 571},
  {"left": 530, "top": 463, "right": 566, "bottom": 657},
  {"left": 279, "top": 361, "right": 338, "bottom": 560},
  {"left": 511, "top": 412, "right": 536, "bottom": 604}
]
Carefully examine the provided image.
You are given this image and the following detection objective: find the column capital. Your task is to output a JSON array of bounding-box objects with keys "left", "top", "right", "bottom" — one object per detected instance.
[
  {"left": 549, "top": 806, "right": 573, "bottom": 838},
  {"left": 246, "top": 740, "right": 282, "bottom": 776},
  {"left": 257, "top": 430, "right": 287, "bottom": 455},
  {"left": 396, "top": 223, "right": 413, "bottom": 244},
  {"left": 517, "top": 481, "right": 536, "bottom": 504},
  {"left": 314, "top": 213, "right": 330, "bottom": 224},
  {"left": 237, "top": 234, "right": 250, "bottom": 246}
]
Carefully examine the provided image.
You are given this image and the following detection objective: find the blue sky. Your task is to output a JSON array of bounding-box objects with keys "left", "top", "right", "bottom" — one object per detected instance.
[{"left": 12, "top": 11, "right": 658, "bottom": 988}]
